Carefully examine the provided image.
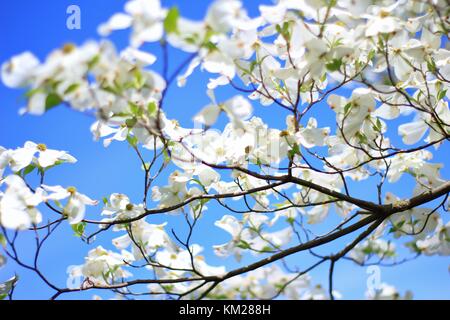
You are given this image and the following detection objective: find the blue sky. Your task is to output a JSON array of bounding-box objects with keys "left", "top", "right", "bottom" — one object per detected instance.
[{"left": 0, "top": 0, "right": 449, "bottom": 300}]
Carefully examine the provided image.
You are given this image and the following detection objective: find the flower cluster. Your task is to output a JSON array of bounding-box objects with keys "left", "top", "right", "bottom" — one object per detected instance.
[
  {"left": 0, "top": 142, "right": 96, "bottom": 229},
  {"left": 1, "top": 0, "right": 449, "bottom": 300}
]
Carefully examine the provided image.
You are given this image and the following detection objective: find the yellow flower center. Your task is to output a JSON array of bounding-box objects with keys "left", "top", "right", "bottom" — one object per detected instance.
[
  {"left": 62, "top": 43, "right": 76, "bottom": 54},
  {"left": 67, "top": 186, "right": 77, "bottom": 194},
  {"left": 379, "top": 10, "right": 390, "bottom": 18},
  {"left": 279, "top": 130, "right": 289, "bottom": 137},
  {"left": 37, "top": 143, "right": 47, "bottom": 152},
  {"left": 125, "top": 203, "right": 134, "bottom": 211}
]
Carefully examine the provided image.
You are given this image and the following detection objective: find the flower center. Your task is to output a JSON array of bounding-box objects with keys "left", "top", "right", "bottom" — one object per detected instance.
[
  {"left": 125, "top": 203, "right": 134, "bottom": 211},
  {"left": 379, "top": 10, "right": 390, "bottom": 18},
  {"left": 279, "top": 130, "right": 289, "bottom": 137},
  {"left": 62, "top": 43, "right": 76, "bottom": 54},
  {"left": 37, "top": 143, "right": 47, "bottom": 151},
  {"left": 67, "top": 186, "right": 77, "bottom": 194}
]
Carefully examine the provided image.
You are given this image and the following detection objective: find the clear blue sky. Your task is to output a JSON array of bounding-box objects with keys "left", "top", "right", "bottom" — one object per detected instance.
[{"left": 0, "top": 0, "right": 448, "bottom": 300}]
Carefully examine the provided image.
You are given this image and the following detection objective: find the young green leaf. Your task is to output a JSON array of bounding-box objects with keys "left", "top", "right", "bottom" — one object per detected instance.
[
  {"left": 164, "top": 7, "right": 179, "bottom": 34},
  {"left": 45, "top": 93, "right": 62, "bottom": 111}
]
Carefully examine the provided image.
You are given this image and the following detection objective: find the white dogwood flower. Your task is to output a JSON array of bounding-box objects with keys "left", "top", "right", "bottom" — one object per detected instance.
[
  {"left": 9, "top": 141, "right": 76, "bottom": 172},
  {"left": 68, "top": 246, "right": 134, "bottom": 286},
  {"left": 194, "top": 92, "right": 252, "bottom": 128},
  {"left": 0, "top": 175, "right": 44, "bottom": 230},
  {"left": 98, "top": 0, "right": 165, "bottom": 47},
  {"left": 42, "top": 185, "right": 98, "bottom": 224},
  {"left": 1, "top": 52, "right": 39, "bottom": 88}
]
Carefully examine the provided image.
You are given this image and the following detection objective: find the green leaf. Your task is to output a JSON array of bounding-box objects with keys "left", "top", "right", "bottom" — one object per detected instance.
[
  {"left": 45, "top": 93, "right": 62, "bottom": 111},
  {"left": 405, "top": 241, "right": 422, "bottom": 253},
  {"left": 249, "top": 60, "right": 258, "bottom": 73},
  {"left": 203, "top": 28, "right": 214, "bottom": 43},
  {"left": 190, "top": 178, "right": 206, "bottom": 189},
  {"left": 128, "top": 101, "right": 143, "bottom": 117},
  {"left": 288, "top": 143, "right": 301, "bottom": 159},
  {"left": 164, "top": 7, "right": 179, "bottom": 34},
  {"left": 344, "top": 102, "right": 352, "bottom": 115},
  {"left": 111, "top": 112, "right": 129, "bottom": 118},
  {"left": 64, "top": 83, "right": 80, "bottom": 95},
  {"left": 286, "top": 217, "right": 295, "bottom": 225},
  {"left": 275, "top": 24, "right": 282, "bottom": 34},
  {"left": 0, "top": 234, "right": 6, "bottom": 248},
  {"left": 87, "top": 54, "right": 100, "bottom": 69},
  {"left": 50, "top": 79, "right": 62, "bottom": 91},
  {"left": 147, "top": 101, "right": 157, "bottom": 116},
  {"left": 22, "top": 164, "right": 36, "bottom": 177},
  {"left": 125, "top": 117, "right": 137, "bottom": 128},
  {"left": 25, "top": 87, "right": 44, "bottom": 98},
  {"left": 71, "top": 222, "right": 86, "bottom": 237},
  {"left": 237, "top": 240, "right": 251, "bottom": 250},
  {"left": 326, "top": 58, "right": 342, "bottom": 72},
  {"left": 203, "top": 41, "right": 218, "bottom": 52},
  {"left": 163, "top": 148, "right": 171, "bottom": 163},
  {"left": 362, "top": 246, "right": 373, "bottom": 255},
  {"left": 355, "top": 131, "right": 368, "bottom": 144},
  {"left": 373, "top": 118, "right": 383, "bottom": 132},
  {"left": 276, "top": 22, "right": 290, "bottom": 40},
  {"left": 184, "top": 34, "right": 199, "bottom": 45},
  {"left": 376, "top": 118, "right": 382, "bottom": 130},
  {"left": 102, "top": 85, "right": 122, "bottom": 95},
  {"left": 367, "top": 49, "right": 375, "bottom": 61},
  {"left": 427, "top": 59, "right": 436, "bottom": 73},
  {"left": 162, "top": 284, "right": 175, "bottom": 292},
  {"left": 437, "top": 89, "right": 447, "bottom": 101},
  {"left": 133, "top": 69, "right": 145, "bottom": 89},
  {"left": 396, "top": 220, "right": 406, "bottom": 229},
  {"left": 126, "top": 134, "right": 138, "bottom": 147}
]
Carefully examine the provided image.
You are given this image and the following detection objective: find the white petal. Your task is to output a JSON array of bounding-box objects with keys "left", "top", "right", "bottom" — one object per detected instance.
[
  {"left": 327, "top": 94, "right": 347, "bottom": 112},
  {"left": 98, "top": 13, "right": 132, "bottom": 36},
  {"left": 193, "top": 105, "right": 221, "bottom": 126},
  {"left": 1, "top": 52, "right": 39, "bottom": 88},
  {"left": 27, "top": 92, "right": 47, "bottom": 115},
  {"left": 10, "top": 148, "right": 35, "bottom": 172},
  {"left": 225, "top": 95, "right": 253, "bottom": 120},
  {"left": 131, "top": 24, "right": 164, "bottom": 46},
  {"left": 0, "top": 206, "right": 31, "bottom": 230},
  {"left": 112, "top": 234, "right": 132, "bottom": 250},
  {"left": 398, "top": 120, "right": 428, "bottom": 145},
  {"left": 197, "top": 166, "right": 220, "bottom": 187},
  {"left": 38, "top": 150, "right": 62, "bottom": 168},
  {"left": 41, "top": 185, "right": 71, "bottom": 200},
  {"left": 121, "top": 47, "right": 156, "bottom": 66},
  {"left": 373, "top": 104, "right": 400, "bottom": 120},
  {"left": 78, "top": 193, "right": 98, "bottom": 206},
  {"left": 66, "top": 196, "right": 86, "bottom": 224},
  {"left": 214, "top": 215, "right": 241, "bottom": 237},
  {"left": 177, "top": 56, "right": 201, "bottom": 87}
]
